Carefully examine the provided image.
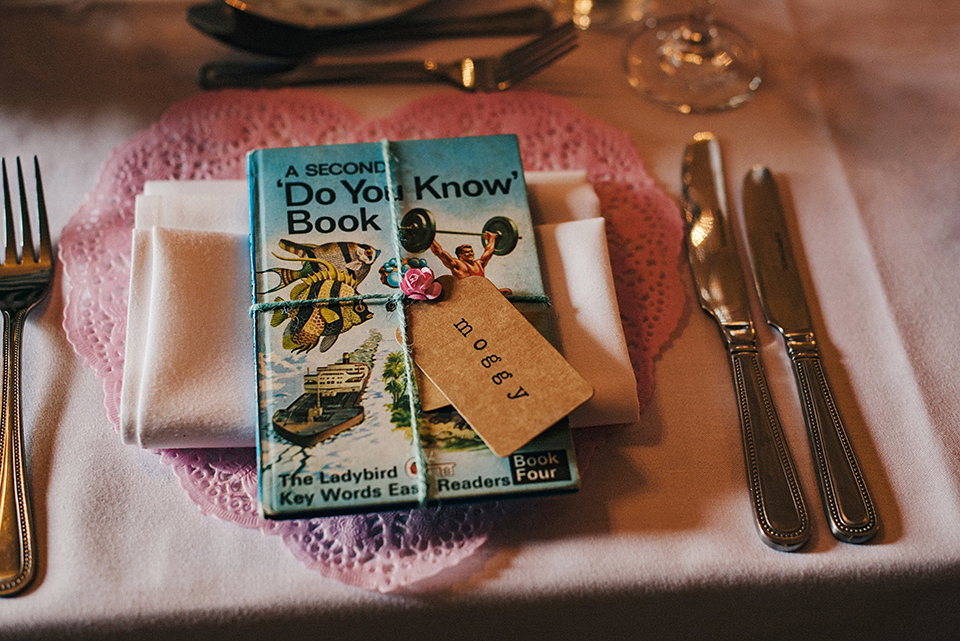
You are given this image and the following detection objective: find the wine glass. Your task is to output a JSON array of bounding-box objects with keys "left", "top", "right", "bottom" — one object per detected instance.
[{"left": 623, "top": 0, "right": 763, "bottom": 113}]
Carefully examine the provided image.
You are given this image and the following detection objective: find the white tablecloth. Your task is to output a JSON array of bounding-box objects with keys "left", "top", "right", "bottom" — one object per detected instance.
[{"left": 2, "top": 0, "right": 960, "bottom": 638}]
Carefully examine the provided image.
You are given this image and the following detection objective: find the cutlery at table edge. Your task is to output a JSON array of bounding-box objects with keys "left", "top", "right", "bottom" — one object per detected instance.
[
  {"left": 741, "top": 166, "right": 879, "bottom": 544},
  {"left": 682, "top": 132, "right": 811, "bottom": 552},
  {"left": 0, "top": 157, "right": 54, "bottom": 597},
  {"left": 187, "top": 4, "right": 556, "bottom": 59},
  {"left": 198, "top": 22, "right": 578, "bottom": 91}
]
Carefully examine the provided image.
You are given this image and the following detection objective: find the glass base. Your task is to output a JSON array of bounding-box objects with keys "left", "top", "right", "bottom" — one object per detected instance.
[{"left": 623, "top": 15, "right": 763, "bottom": 113}]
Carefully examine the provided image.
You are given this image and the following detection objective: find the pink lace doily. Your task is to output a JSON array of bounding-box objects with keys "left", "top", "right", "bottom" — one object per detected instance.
[{"left": 59, "top": 90, "right": 684, "bottom": 592}]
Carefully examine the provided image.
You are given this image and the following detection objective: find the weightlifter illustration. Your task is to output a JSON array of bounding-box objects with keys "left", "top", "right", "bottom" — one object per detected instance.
[
  {"left": 429, "top": 231, "right": 498, "bottom": 280},
  {"left": 397, "top": 208, "right": 520, "bottom": 295}
]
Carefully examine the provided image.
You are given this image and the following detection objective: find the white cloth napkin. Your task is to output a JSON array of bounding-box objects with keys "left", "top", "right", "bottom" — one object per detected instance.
[{"left": 120, "top": 172, "right": 639, "bottom": 449}]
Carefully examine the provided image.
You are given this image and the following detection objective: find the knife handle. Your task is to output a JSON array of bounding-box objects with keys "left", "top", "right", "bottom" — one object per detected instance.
[
  {"left": 786, "top": 336, "right": 879, "bottom": 543},
  {"left": 728, "top": 346, "right": 810, "bottom": 551}
]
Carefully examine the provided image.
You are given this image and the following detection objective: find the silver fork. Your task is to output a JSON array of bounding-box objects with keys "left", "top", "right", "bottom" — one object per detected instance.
[
  {"left": 0, "top": 158, "right": 53, "bottom": 597},
  {"left": 199, "top": 21, "right": 579, "bottom": 91}
]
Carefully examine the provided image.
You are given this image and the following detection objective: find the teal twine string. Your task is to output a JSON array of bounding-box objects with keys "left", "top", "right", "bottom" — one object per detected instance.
[
  {"left": 380, "top": 138, "right": 431, "bottom": 508},
  {"left": 249, "top": 292, "right": 550, "bottom": 316},
  {"left": 250, "top": 293, "right": 398, "bottom": 315}
]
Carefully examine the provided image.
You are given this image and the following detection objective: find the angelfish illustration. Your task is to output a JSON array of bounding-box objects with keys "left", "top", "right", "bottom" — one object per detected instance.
[
  {"left": 261, "top": 239, "right": 381, "bottom": 293},
  {"left": 268, "top": 259, "right": 374, "bottom": 354}
]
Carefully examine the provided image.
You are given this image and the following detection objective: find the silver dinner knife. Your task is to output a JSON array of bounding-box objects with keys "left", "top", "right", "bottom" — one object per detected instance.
[
  {"left": 682, "top": 133, "right": 810, "bottom": 551},
  {"left": 741, "top": 166, "right": 880, "bottom": 543}
]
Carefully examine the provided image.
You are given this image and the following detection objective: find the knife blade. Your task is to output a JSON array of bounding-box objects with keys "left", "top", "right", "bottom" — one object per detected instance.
[
  {"left": 682, "top": 133, "right": 810, "bottom": 551},
  {"left": 741, "top": 166, "right": 879, "bottom": 543},
  {"left": 187, "top": 3, "right": 554, "bottom": 59}
]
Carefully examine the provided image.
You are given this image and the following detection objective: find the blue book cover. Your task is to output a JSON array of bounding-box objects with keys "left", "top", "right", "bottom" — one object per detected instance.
[{"left": 248, "top": 135, "right": 579, "bottom": 519}]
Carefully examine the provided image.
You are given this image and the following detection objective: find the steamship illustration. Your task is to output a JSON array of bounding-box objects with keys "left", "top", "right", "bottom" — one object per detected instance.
[{"left": 272, "top": 354, "right": 372, "bottom": 447}]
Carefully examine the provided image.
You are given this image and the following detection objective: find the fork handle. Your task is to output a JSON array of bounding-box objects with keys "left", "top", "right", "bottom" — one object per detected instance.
[
  {"left": 199, "top": 59, "right": 432, "bottom": 90},
  {"left": 0, "top": 308, "right": 36, "bottom": 597},
  {"left": 788, "top": 349, "right": 879, "bottom": 543}
]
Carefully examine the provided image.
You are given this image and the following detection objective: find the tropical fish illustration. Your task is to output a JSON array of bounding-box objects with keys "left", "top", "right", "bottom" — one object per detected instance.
[
  {"left": 268, "top": 258, "right": 375, "bottom": 354},
  {"left": 261, "top": 240, "right": 381, "bottom": 293}
]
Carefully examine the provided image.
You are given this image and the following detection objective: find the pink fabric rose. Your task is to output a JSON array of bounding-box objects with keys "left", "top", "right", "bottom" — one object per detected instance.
[{"left": 400, "top": 267, "right": 442, "bottom": 300}]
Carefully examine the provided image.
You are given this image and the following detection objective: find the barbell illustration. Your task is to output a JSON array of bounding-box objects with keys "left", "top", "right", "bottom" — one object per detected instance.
[{"left": 399, "top": 208, "right": 521, "bottom": 256}]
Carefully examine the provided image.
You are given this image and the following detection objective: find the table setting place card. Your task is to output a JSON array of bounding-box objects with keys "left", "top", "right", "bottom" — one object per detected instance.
[
  {"left": 121, "top": 134, "right": 639, "bottom": 517},
  {"left": 407, "top": 273, "right": 593, "bottom": 458}
]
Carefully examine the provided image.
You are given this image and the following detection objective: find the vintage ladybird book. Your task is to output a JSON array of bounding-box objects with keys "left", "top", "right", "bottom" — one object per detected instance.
[{"left": 248, "top": 134, "right": 579, "bottom": 519}]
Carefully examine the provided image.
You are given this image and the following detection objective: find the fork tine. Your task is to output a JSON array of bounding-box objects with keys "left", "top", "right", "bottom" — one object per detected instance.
[
  {"left": 501, "top": 32, "right": 578, "bottom": 88},
  {"left": 33, "top": 158, "right": 51, "bottom": 266},
  {"left": 2, "top": 159, "right": 17, "bottom": 266},
  {"left": 507, "top": 33, "right": 577, "bottom": 74},
  {"left": 16, "top": 159, "right": 36, "bottom": 264},
  {"left": 507, "top": 26, "right": 578, "bottom": 66},
  {"left": 503, "top": 22, "right": 577, "bottom": 65},
  {"left": 514, "top": 38, "right": 578, "bottom": 75},
  {"left": 500, "top": 46, "right": 577, "bottom": 90}
]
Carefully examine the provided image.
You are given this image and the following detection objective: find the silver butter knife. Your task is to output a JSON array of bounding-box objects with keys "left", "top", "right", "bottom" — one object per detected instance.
[
  {"left": 682, "top": 133, "right": 810, "bottom": 551},
  {"left": 742, "top": 166, "right": 879, "bottom": 543}
]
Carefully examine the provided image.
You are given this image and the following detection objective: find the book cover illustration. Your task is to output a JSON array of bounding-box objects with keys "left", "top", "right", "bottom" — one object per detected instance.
[{"left": 249, "top": 135, "right": 579, "bottom": 519}]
